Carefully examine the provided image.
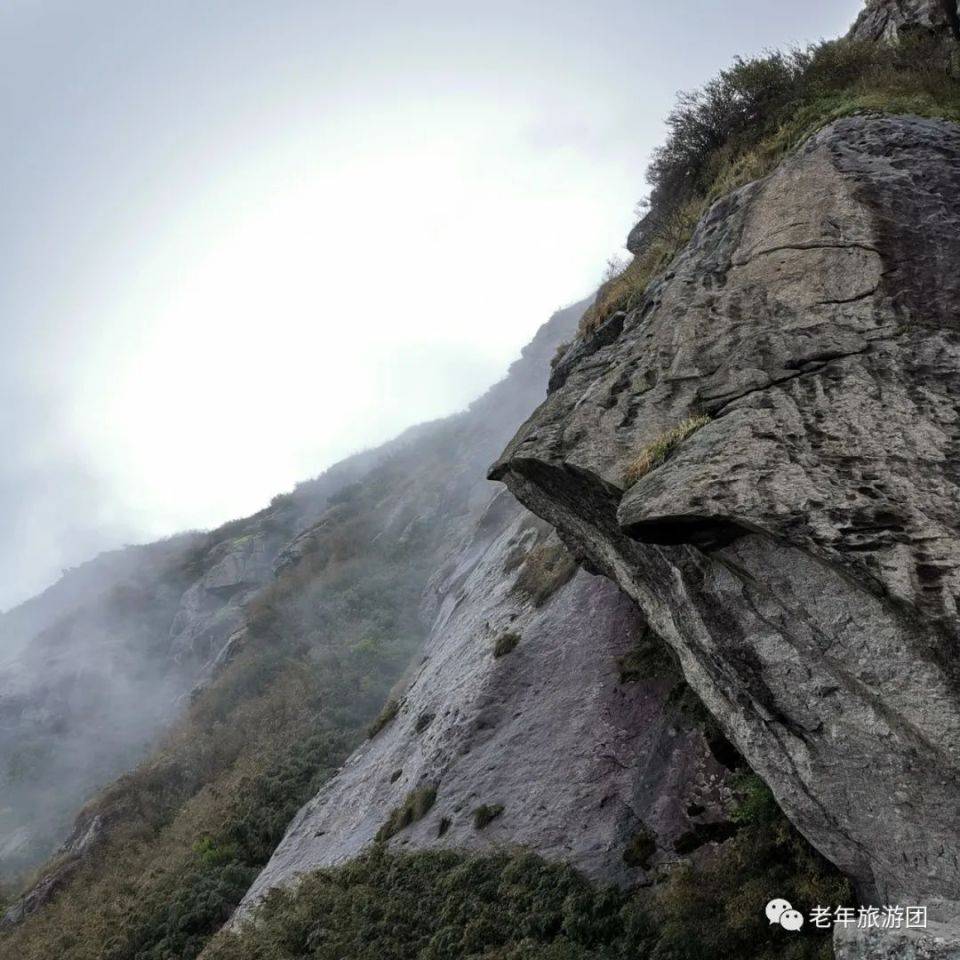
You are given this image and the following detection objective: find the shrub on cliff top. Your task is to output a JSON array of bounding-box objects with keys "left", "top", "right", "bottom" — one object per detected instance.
[{"left": 581, "top": 33, "right": 960, "bottom": 334}]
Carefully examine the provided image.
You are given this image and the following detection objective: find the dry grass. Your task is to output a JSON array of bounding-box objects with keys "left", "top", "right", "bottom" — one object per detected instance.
[
  {"left": 623, "top": 416, "right": 710, "bottom": 487},
  {"left": 580, "top": 234, "right": 676, "bottom": 337},
  {"left": 367, "top": 697, "right": 401, "bottom": 739},
  {"left": 512, "top": 539, "right": 578, "bottom": 606}
]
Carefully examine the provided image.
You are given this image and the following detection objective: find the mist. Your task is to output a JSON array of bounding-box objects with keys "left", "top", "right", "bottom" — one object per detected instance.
[{"left": 0, "top": 0, "right": 861, "bottom": 609}]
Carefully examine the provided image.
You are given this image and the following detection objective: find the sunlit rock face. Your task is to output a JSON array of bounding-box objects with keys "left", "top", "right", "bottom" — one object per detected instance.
[
  {"left": 235, "top": 492, "right": 734, "bottom": 918},
  {"left": 491, "top": 116, "right": 960, "bottom": 928},
  {"left": 849, "top": 0, "right": 960, "bottom": 42}
]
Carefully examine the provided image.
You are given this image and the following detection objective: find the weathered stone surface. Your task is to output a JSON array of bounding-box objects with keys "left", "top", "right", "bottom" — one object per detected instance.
[
  {"left": 167, "top": 526, "right": 281, "bottom": 663},
  {"left": 235, "top": 495, "right": 733, "bottom": 918},
  {"left": 233, "top": 298, "right": 740, "bottom": 919},
  {"left": 491, "top": 116, "right": 960, "bottom": 919},
  {"left": 849, "top": 0, "right": 960, "bottom": 42},
  {"left": 834, "top": 900, "right": 960, "bottom": 959}
]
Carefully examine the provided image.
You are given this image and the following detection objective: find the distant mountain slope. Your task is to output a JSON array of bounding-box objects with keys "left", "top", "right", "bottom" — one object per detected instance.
[
  {"left": 0, "top": 299, "right": 590, "bottom": 958},
  {"left": 0, "top": 427, "right": 400, "bottom": 879}
]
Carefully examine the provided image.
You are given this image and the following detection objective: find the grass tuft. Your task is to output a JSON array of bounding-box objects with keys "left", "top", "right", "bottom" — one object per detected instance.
[
  {"left": 512, "top": 540, "right": 578, "bottom": 606},
  {"left": 376, "top": 787, "right": 437, "bottom": 843},
  {"left": 623, "top": 416, "right": 710, "bottom": 486},
  {"left": 493, "top": 632, "right": 521, "bottom": 658},
  {"left": 367, "top": 698, "right": 401, "bottom": 739},
  {"left": 472, "top": 804, "right": 504, "bottom": 830}
]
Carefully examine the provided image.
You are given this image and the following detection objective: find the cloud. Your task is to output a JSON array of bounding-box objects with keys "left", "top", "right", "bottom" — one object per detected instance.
[{"left": 0, "top": 0, "right": 864, "bottom": 610}]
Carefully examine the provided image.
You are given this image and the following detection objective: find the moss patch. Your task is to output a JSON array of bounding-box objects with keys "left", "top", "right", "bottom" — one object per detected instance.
[{"left": 623, "top": 823, "right": 658, "bottom": 870}]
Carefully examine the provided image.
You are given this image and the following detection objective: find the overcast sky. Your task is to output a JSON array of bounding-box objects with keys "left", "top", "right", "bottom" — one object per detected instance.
[{"left": 0, "top": 0, "right": 861, "bottom": 610}]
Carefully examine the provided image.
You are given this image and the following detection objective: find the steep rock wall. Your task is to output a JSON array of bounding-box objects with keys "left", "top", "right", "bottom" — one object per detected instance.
[
  {"left": 235, "top": 490, "right": 733, "bottom": 918},
  {"left": 491, "top": 116, "right": 960, "bottom": 923}
]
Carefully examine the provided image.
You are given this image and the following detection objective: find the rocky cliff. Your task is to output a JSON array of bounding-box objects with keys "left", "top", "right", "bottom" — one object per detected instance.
[
  {"left": 0, "top": 298, "right": 594, "bottom": 940},
  {"left": 6, "top": 3, "right": 960, "bottom": 958},
  {"left": 492, "top": 114, "right": 960, "bottom": 954},
  {"left": 235, "top": 495, "right": 734, "bottom": 919},
  {"left": 850, "top": 0, "right": 959, "bottom": 42}
]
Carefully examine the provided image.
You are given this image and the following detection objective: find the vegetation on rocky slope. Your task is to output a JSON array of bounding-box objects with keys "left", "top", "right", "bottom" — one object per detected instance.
[
  {"left": 0, "top": 299, "right": 585, "bottom": 959},
  {"left": 205, "top": 773, "right": 848, "bottom": 960},
  {"left": 0, "top": 465, "right": 438, "bottom": 960},
  {"left": 582, "top": 33, "right": 960, "bottom": 333},
  {"left": 8, "top": 17, "right": 955, "bottom": 960}
]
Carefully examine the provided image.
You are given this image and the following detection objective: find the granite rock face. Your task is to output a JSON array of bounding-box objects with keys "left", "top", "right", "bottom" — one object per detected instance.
[
  {"left": 236, "top": 493, "right": 734, "bottom": 918},
  {"left": 849, "top": 0, "right": 960, "bottom": 42},
  {"left": 492, "top": 116, "right": 960, "bottom": 917}
]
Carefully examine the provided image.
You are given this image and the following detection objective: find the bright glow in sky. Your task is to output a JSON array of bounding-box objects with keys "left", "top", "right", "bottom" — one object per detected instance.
[
  {"left": 69, "top": 100, "right": 635, "bottom": 534},
  {"left": 0, "top": 0, "right": 862, "bottom": 609}
]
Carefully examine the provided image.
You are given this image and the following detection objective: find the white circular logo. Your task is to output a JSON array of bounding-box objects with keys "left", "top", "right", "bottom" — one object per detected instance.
[{"left": 766, "top": 898, "right": 804, "bottom": 931}]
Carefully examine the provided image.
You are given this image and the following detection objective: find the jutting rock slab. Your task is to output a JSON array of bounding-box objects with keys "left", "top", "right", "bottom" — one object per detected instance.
[{"left": 492, "top": 116, "right": 960, "bottom": 944}]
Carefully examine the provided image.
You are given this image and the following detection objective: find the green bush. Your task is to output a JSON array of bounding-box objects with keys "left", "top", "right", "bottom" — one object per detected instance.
[
  {"left": 581, "top": 33, "right": 960, "bottom": 333},
  {"left": 730, "top": 772, "right": 782, "bottom": 826},
  {"left": 652, "top": 770, "right": 850, "bottom": 960},
  {"left": 205, "top": 829, "right": 847, "bottom": 960}
]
